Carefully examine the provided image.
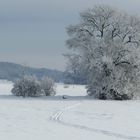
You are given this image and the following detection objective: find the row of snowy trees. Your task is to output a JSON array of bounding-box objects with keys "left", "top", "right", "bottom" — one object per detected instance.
[
  {"left": 65, "top": 5, "right": 140, "bottom": 100},
  {"left": 12, "top": 76, "right": 56, "bottom": 97}
]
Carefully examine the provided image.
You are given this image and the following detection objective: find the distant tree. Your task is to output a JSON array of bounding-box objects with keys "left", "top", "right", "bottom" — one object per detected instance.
[
  {"left": 66, "top": 5, "right": 140, "bottom": 100},
  {"left": 40, "top": 77, "right": 56, "bottom": 96},
  {"left": 11, "top": 75, "right": 42, "bottom": 97},
  {"left": 64, "top": 54, "right": 87, "bottom": 85}
]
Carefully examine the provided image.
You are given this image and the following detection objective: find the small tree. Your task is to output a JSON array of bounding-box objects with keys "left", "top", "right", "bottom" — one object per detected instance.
[
  {"left": 40, "top": 77, "right": 56, "bottom": 96},
  {"left": 64, "top": 54, "right": 88, "bottom": 85},
  {"left": 11, "top": 75, "right": 42, "bottom": 97}
]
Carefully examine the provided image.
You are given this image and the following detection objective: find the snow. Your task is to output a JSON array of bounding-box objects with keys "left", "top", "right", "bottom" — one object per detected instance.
[{"left": 0, "top": 80, "right": 140, "bottom": 140}]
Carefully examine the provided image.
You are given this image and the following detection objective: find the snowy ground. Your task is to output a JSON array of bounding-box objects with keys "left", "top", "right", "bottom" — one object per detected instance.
[{"left": 0, "top": 81, "right": 140, "bottom": 140}]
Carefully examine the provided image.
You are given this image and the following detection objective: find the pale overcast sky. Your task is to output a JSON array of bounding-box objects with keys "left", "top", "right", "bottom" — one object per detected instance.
[{"left": 0, "top": 0, "right": 140, "bottom": 70}]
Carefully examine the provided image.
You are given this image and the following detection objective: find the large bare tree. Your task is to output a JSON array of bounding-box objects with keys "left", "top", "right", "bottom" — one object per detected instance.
[{"left": 66, "top": 5, "right": 140, "bottom": 100}]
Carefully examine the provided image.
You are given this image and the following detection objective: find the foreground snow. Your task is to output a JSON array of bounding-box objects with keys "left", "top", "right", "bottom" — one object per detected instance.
[{"left": 0, "top": 81, "right": 140, "bottom": 140}]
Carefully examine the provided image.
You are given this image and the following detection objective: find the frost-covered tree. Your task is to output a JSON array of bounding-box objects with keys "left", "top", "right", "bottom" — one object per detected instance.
[
  {"left": 12, "top": 75, "right": 42, "bottom": 97},
  {"left": 40, "top": 77, "right": 56, "bottom": 96},
  {"left": 66, "top": 5, "right": 140, "bottom": 100},
  {"left": 64, "top": 54, "right": 87, "bottom": 85}
]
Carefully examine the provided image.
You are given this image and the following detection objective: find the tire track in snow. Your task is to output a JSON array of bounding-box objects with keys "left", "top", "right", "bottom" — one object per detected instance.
[{"left": 50, "top": 102, "right": 140, "bottom": 140}]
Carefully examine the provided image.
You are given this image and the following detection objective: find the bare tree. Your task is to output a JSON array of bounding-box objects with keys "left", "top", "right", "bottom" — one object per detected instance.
[
  {"left": 66, "top": 5, "right": 140, "bottom": 100},
  {"left": 64, "top": 54, "right": 87, "bottom": 84}
]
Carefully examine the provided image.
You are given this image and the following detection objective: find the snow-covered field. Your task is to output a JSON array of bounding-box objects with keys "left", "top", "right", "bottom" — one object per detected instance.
[{"left": 0, "top": 81, "right": 140, "bottom": 140}]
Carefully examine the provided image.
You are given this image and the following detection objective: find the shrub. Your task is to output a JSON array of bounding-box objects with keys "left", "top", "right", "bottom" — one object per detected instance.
[
  {"left": 12, "top": 76, "right": 56, "bottom": 97},
  {"left": 11, "top": 76, "right": 42, "bottom": 97},
  {"left": 40, "top": 77, "right": 56, "bottom": 96}
]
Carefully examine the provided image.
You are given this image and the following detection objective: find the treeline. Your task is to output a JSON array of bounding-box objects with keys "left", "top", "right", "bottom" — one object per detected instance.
[{"left": 0, "top": 62, "right": 64, "bottom": 82}]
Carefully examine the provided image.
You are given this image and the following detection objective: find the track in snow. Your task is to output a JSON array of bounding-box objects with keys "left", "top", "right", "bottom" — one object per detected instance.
[
  {"left": 50, "top": 102, "right": 81, "bottom": 122},
  {"left": 50, "top": 102, "right": 140, "bottom": 140}
]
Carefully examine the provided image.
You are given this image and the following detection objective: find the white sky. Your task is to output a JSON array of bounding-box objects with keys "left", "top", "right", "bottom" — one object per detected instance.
[{"left": 0, "top": 0, "right": 140, "bottom": 70}]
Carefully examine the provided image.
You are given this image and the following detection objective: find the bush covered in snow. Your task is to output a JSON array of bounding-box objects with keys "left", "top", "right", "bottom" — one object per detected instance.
[
  {"left": 40, "top": 77, "right": 56, "bottom": 96},
  {"left": 66, "top": 5, "right": 140, "bottom": 100},
  {"left": 11, "top": 76, "right": 56, "bottom": 97},
  {"left": 11, "top": 76, "right": 41, "bottom": 97}
]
